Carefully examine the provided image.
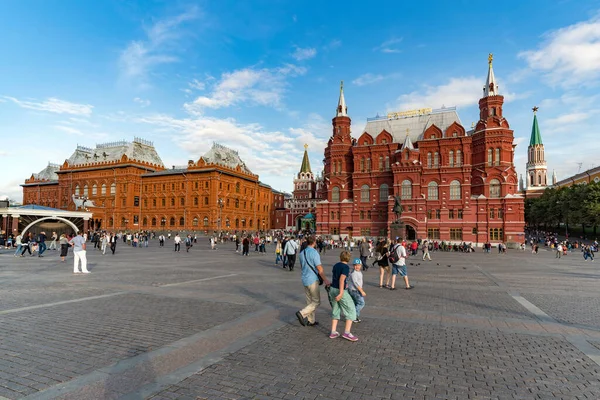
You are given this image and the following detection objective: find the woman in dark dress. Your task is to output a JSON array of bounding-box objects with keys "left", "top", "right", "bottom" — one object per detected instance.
[
  {"left": 59, "top": 234, "right": 69, "bottom": 261},
  {"left": 377, "top": 240, "right": 391, "bottom": 288}
]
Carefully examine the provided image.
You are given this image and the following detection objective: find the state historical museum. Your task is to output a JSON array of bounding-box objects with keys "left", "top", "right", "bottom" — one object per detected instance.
[{"left": 316, "top": 56, "right": 525, "bottom": 245}]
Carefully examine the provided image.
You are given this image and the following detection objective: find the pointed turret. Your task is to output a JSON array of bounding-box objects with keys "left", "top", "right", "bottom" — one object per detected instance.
[
  {"left": 529, "top": 107, "right": 543, "bottom": 146},
  {"left": 300, "top": 144, "right": 312, "bottom": 173},
  {"left": 552, "top": 170, "right": 557, "bottom": 185},
  {"left": 336, "top": 80, "right": 348, "bottom": 117},
  {"left": 401, "top": 130, "right": 414, "bottom": 150},
  {"left": 483, "top": 53, "right": 499, "bottom": 97},
  {"left": 519, "top": 174, "right": 524, "bottom": 191}
]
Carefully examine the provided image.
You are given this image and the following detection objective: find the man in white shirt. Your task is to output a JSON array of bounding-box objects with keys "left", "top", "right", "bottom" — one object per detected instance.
[
  {"left": 390, "top": 237, "right": 413, "bottom": 290},
  {"left": 284, "top": 237, "right": 299, "bottom": 271},
  {"left": 174, "top": 234, "right": 182, "bottom": 252},
  {"left": 69, "top": 232, "right": 90, "bottom": 274}
]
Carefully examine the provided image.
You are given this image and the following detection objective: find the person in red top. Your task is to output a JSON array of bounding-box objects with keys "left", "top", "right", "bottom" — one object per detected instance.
[{"left": 410, "top": 241, "right": 418, "bottom": 256}]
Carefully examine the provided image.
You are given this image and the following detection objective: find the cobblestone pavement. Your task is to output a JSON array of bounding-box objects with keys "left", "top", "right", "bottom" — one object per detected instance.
[{"left": 1, "top": 243, "right": 600, "bottom": 399}]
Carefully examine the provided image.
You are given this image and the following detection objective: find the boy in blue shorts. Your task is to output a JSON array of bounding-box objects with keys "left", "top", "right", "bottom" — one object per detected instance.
[
  {"left": 328, "top": 251, "right": 358, "bottom": 341},
  {"left": 348, "top": 258, "right": 366, "bottom": 323}
]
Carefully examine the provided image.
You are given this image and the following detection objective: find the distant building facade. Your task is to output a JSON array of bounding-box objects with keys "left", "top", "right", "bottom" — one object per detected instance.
[
  {"left": 283, "top": 145, "right": 324, "bottom": 231},
  {"left": 22, "top": 140, "right": 280, "bottom": 232},
  {"left": 316, "top": 56, "right": 525, "bottom": 245}
]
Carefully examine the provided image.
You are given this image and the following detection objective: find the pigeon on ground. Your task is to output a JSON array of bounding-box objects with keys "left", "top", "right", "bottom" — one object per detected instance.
[
  {"left": 447, "top": 265, "right": 451, "bottom": 267},
  {"left": 437, "top": 263, "right": 440, "bottom": 266},
  {"left": 462, "top": 267, "right": 467, "bottom": 269},
  {"left": 410, "top": 263, "right": 414, "bottom": 266}
]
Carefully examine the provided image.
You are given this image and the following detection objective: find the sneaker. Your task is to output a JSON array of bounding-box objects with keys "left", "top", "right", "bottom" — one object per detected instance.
[
  {"left": 307, "top": 321, "right": 319, "bottom": 327},
  {"left": 353, "top": 319, "right": 361, "bottom": 323},
  {"left": 329, "top": 331, "right": 340, "bottom": 339},
  {"left": 82, "top": 271, "right": 90, "bottom": 274},
  {"left": 73, "top": 271, "right": 81, "bottom": 274},
  {"left": 342, "top": 332, "right": 358, "bottom": 342},
  {"left": 295, "top": 311, "right": 307, "bottom": 326}
]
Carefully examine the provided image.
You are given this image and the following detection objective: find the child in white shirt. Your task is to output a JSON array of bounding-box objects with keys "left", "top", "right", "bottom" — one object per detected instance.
[{"left": 348, "top": 258, "right": 366, "bottom": 323}]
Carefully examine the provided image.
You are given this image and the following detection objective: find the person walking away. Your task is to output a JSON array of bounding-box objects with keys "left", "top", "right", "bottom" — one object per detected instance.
[
  {"left": 48, "top": 231, "right": 58, "bottom": 250},
  {"left": 296, "top": 236, "right": 330, "bottom": 327},
  {"left": 281, "top": 237, "right": 289, "bottom": 269},
  {"left": 359, "top": 240, "right": 369, "bottom": 271},
  {"left": 59, "top": 234, "right": 69, "bottom": 262},
  {"left": 348, "top": 258, "right": 366, "bottom": 323},
  {"left": 14, "top": 234, "right": 23, "bottom": 257},
  {"left": 284, "top": 237, "right": 299, "bottom": 271},
  {"left": 69, "top": 232, "right": 90, "bottom": 273},
  {"left": 390, "top": 237, "right": 413, "bottom": 290},
  {"left": 328, "top": 251, "right": 358, "bottom": 341},
  {"left": 37, "top": 231, "right": 47, "bottom": 257},
  {"left": 185, "top": 234, "right": 193, "bottom": 252},
  {"left": 556, "top": 243, "right": 563, "bottom": 258},
  {"left": 422, "top": 240, "right": 431, "bottom": 261},
  {"left": 242, "top": 235, "right": 250, "bottom": 256},
  {"left": 377, "top": 240, "right": 392, "bottom": 288},
  {"left": 174, "top": 233, "right": 182, "bottom": 252},
  {"left": 100, "top": 233, "right": 108, "bottom": 255}
]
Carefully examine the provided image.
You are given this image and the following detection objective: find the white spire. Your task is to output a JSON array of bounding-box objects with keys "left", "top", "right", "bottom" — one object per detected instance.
[
  {"left": 519, "top": 174, "right": 524, "bottom": 191},
  {"left": 483, "top": 53, "right": 499, "bottom": 97},
  {"left": 552, "top": 169, "right": 558, "bottom": 185},
  {"left": 336, "top": 80, "right": 347, "bottom": 117},
  {"left": 401, "top": 129, "right": 414, "bottom": 150}
]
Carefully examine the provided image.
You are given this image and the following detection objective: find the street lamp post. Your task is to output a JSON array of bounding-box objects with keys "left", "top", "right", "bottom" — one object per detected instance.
[{"left": 217, "top": 198, "right": 224, "bottom": 237}]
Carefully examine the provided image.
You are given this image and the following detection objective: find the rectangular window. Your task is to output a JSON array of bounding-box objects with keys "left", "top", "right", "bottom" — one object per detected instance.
[
  {"left": 153, "top": 199, "right": 156, "bottom": 207},
  {"left": 427, "top": 228, "right": 440, "bottom": 239},
  {"left": 181, "top": 197, "right": 185, "bottom": 206},
  {"left": 162, "top": 198, "right": 166, "bottom": 206},
  {"left": 134, "top": 196, "right": 139, "bottom": 207},
  {"left": 195, "top": 182, "right": 199, "bottom": 189},
  {"left": 449, "top": 209, "right": 455, "bottom": 219},
  {"left": 143, "top": 199, "right": 147, "bottom": 208},
  {"left": 427, "top": 210, "right": 433, "bottom": 219},
  {"left": 450, "top": 228, "right": 463, "bottom": 241},
  {"left": 133, "top": 215, "right": 139, "bottom": 225},
  {"left": 489, "top": 228, "right": 504, "bottom": 241},
  {"left": 205, "top": 182, "right": 209, "bottom": 189},
  {"left": 205, "top": 197, "right": 209, "bottom": 205},
  {"left": 499, "top": 208, "right": 504, "bottom": 219},
  {"left": 360, "top": 211, "right": 364, "bottom": 220},
  {"left": 171, "top": 198, "right": 175, "bottom": 206},
  {"left": 360, "top": 228, "right": 371, "bottom": 236},
  {"left": 489, "top": 208, "right": 495, "bottom": 219},
  {"left": 331, "top": 211, "right": 335, "bottom": 220},
  {"left": 435, "top": 209, "right": 441, "bottom": 219},
  {"left": 458, "top": 209, "right": 463, "bottom": 219},
  {"left": 495, "top": 148, "right": 500, "bottom": 166},
  {"left": 122, "top": 198, "right": 126, "bottom": 207}
]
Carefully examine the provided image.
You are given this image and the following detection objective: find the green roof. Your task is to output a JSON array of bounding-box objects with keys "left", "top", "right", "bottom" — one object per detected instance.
[
  {"left": 529, "top": 114, "right": 543, "bottom": 146},
  {"left": 300, "top": 149, "right": 311, "bottom": 173}
]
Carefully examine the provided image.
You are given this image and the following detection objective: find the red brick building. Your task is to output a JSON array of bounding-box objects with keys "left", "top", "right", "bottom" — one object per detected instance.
[
  {"left": 22, "top": 140, "right": 279, "bottom": 233},
  {"left": 316, "top": 56, "right": 525, "bottom": 245}
]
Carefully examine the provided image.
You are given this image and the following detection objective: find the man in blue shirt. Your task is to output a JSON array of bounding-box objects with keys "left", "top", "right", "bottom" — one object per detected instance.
[{"left": 296, "top": 236, "right": 330, "bottom": 327}]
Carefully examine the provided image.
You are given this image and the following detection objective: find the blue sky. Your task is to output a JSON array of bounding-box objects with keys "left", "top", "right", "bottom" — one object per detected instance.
[{"left": 1, "top": 0, "right": 600, "bottom": 201}]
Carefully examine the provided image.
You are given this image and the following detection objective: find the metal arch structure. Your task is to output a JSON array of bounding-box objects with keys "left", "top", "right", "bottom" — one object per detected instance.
[{"left": 21, "top": 216, "right": 79, "bottom": 237}]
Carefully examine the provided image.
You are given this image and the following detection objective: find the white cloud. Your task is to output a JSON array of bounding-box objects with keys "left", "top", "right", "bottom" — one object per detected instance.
[
  {"left": 545, "top": 112, "right": 591, "bottom": 126},
  {"left": 519, "top": 16, "right": 600, "bottom": 87},
  {"left": 323, "top": 39, "right": 341, "bottom": 51},
  {"left": 374, "top": 37, "right": 403, "bottom": 53},
  {"left": 3, "top": 96, "right": 93, "bottom": 116},
  {"left": 119, "top": 7, "right": 200, "bottom": 86},
  {"left": 54, "top": 125, "right": 84, "bottom": 136},
  {"left": 184, "top": 64, "right": 306, "bottom": 113},
  {"left": 394, "top": 77, "right": 483, "bottom": 110},
  {"left": 134, "top": 97, "right": 151, "bottom": 107},
  {"left": 352, "top": 72, "right": 401, "bottom": 86},
  {"left": 291, "top": 46, "right": 317, "bottom": 61},
  {"left": 188, "top": 79, "right": 205, "bottom": 91}
]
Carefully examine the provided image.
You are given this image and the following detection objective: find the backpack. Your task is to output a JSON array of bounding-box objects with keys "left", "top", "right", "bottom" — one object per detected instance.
[{"left": 387, "top": 244, "right": 400, "bottom": 264}]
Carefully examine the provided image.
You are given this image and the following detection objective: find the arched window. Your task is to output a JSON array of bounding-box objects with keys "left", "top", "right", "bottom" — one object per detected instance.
[
  {"left": 360, "top": 158, "right": 365, "bottom": 172},
  {"left": 236, "top": 182, "right": 240, "bottom": 193},
  {"left": 450, "top": 180, "right": 461, "bottom": 200},
  {"left": 360, "top": 185, "right": 370, "bottom": 202},
  {"left": 449, "top": 151, "right": 454, "bottom": 167},
  {"left": 179, "top": 217, "right": 185, "bottom": 226},
  {"left": 495, "top": 148, "right": 500, "bottom": 166},
  {"left": 101, "top": 184, "right": 106, "bottom": 195},
  {"left": 366, "top": 158, "right": 371, "bottom": 172},
  {"left": 142, "top": 217, "right": 147, "bottom": 226},
  {"left": 193, "top": 217, "right": 199, "bottom": 226},
  {"left": 538, "top": 174, "right": 542, "bottom": 185},
  {"left": 332, "top": 186, "right": 340, "bottom": 202},
  {"left": 434, "top": 152, "right": 439, "bottom": 168},
  {"left": 401, "top": 180, "right": 412, "bottom": 200},
  {"left": 152, "top": 217, "right": 156, "bottom": 226},
  {"left": 111, "top": 183, "right": 116, "bottom": 195},
  {"left": 385, "top": 156, "right": 390, "bottom": 170},
  {"left": 427, "top": 181, "right": 439, "bottom": 200},
  {"left": 490, "top": 179, "right": 501, "bottom": 198},
  {"left": 75, "top": 185, "right": 80, "bottom": 196},
  {"left": 456, "top": 150, "right": 462, "bottom": 167},
  {"left": 379, "top": 156, "right": 383, "bottom": 170},
  {"left": 249, "top": 219, "right": 253, "bottom": 228},
  {"left": 427, "top": 153, "right": 432, "bottom": 168},
  {"left": 203, "top": 217, "right": 209, "bottom": 226},
  {"left": 169, "top": 217, "right": 175, "bottom": 226},
  {"left": 530, "top": 173, "right": 534, "bottom": 186},
  {"left": 109, "top": 217, "right": 114, "bottom": 227},
  {"left": 235, "top": 218, "right": 239, "bottom": 228},
  {"left": 379, "top": 184, "right": 389, "bottom": 202},
  {"left": 92, "top": 184, "right": 97, "bottom": 195},
  {"left": 488, "top": 149, "right": 493, "bottom": 166},
  {"left": 83, "top": 185, "right": 88, "bottom": 197}
]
